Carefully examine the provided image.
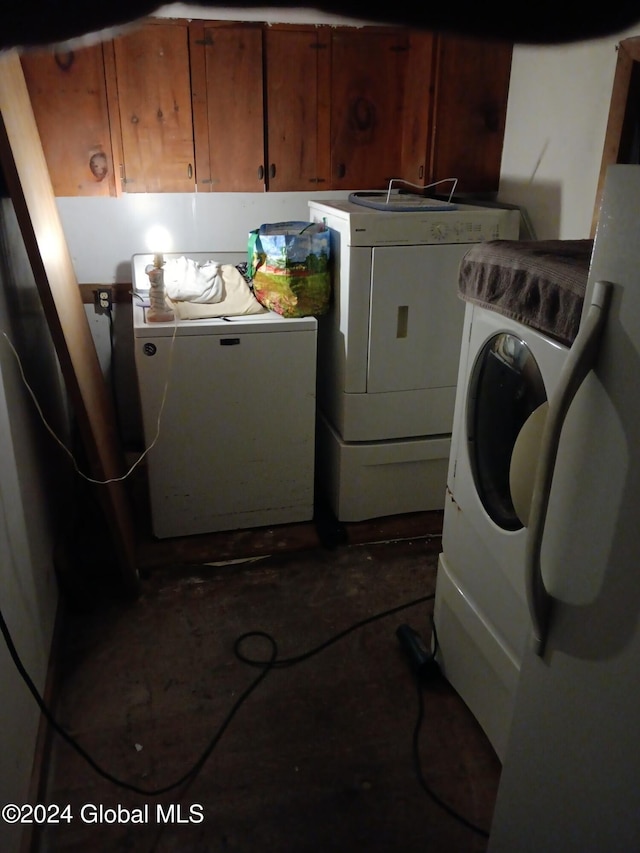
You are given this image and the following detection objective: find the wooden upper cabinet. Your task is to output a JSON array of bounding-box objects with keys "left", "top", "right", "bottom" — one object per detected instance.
[
  {"left": 20, "top": 44, "right": 116, "bottom": 196},
  {"left": 109, "top": 22, "right": 195, "bottom": 193},
  {"left": 430, "top": 34, "right": 512, "bottom": 194},
  {"left": 190, "top": 22, "right": 265, "bottom": 191},
  {"left": 330, "top": 29, "right": 410, "bottom": 190},
  {"left": 21, "top": 21, "right": 513, "bottom": 197},
  {"left": 264, "top": 26, "right": 330, "bottom": 191}
]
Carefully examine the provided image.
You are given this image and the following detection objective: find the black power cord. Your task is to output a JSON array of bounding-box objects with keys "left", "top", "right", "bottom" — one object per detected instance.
[
  {"left": 233, "top": 593, "right": 433, "bottom": 670},
  {"left": 397, "top": 618, "right": 491, "bottom": 839},
  {"left": 0, "top": 604, "right": 276, "bottom": 797},
  {"left": 413, "top": 680, "right": 490, "bottom": 839},
  {"left": 105, "top": 300, "right": 123, "bottom": 444},
  {"left": 0, "top": 589, "right": 489, "bottom": 836}
]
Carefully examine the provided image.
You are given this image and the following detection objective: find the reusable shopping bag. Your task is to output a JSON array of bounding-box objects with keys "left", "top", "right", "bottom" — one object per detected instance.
[{"left": 247, "top": 221, "right": 331, "bottom": 318}]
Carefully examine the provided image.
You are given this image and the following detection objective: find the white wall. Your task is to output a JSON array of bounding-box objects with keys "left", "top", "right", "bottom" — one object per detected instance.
[
  {"left": 57, "top": 190, "right": 352, "bottom": 283},
  {"left": 499, "top": 26, "right": 640, "bottom": 239},
  {"left": 0, "top": 199, "right": 66, "bottom": 853}
]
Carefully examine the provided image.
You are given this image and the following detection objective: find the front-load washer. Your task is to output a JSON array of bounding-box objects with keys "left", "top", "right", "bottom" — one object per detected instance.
[{"left": 432, "top": 239, "right": 592, "bottom": 761}]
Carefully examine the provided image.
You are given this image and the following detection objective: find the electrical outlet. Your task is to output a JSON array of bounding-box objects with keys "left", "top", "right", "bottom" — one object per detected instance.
[{"left": 94, "top": 288, "right": 112, "bottom": 314}]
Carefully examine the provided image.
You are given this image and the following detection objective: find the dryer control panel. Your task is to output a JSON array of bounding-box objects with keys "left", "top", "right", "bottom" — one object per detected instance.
[{"left": 309, "top": 199, "right": 520, "bottom": 247}]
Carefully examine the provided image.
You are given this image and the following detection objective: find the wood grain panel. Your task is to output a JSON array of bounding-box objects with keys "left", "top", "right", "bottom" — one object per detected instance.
[
  {"left": 21, "top": 43, "right": 116, "bottom": 196},
  {"left": 430, "top": 34, "right": 512, "bottom": 194},
  {"left": 400, "top": 30, "right": 436, "bottom": 189},
  {"left": 331, "top": 29, "right": 410, "bottom": 190},
  {"left": 196, "top": 22, "right": 265, "bottom": 192},
  {"left": 592, "top": 37, "right": 640, "bottom": 236},
  {"left": 112, "top": 22, "right": 195, "bottom": 193},
  {"left": 189, "top": 20, "right": 212, "bottom": 191},
  {"left": 265, "top": 26, "right": 328, "bottom": 191},
  {"left": 0, "top": 50, "right": 139, "bottom": 595}
]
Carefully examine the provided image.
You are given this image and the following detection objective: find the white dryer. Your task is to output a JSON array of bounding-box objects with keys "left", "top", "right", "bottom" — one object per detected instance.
[
  {"left": 308, "top": 197, "right": 521, "bottom": 522},
  {"left": 433, "top": 239, "right": 592, "bottom": 760}
]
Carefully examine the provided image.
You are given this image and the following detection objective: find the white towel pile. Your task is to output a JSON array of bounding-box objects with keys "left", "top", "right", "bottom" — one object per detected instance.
[{"left": 163, "top": 256, "right": 225, "bottom": 303}]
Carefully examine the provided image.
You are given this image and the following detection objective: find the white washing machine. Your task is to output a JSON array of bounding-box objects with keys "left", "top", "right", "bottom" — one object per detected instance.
[
  {"left": 433, "top": 239, "right": 592, "bottom": 761},
  {"left": 132, "top": 252, "right": 317, "bottom": 539},
  {"left": 308, "top": 197, "right": 521, "bottom": 522}
]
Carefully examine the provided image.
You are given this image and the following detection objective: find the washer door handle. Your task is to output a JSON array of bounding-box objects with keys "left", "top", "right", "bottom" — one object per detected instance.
[{"left": 524, "top": 281, "right": 612, "bottom": 657}]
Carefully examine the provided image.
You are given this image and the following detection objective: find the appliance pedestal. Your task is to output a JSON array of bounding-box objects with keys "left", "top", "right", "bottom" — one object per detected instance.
[
  {"left": 434, "top": 551, "right": 520, "bottom": 762},
  {"left": 316, "top": 412, "right": 450, "bottom": 522}
]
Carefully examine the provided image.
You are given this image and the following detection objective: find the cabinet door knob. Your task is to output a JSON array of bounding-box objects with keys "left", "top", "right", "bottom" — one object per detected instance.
[
  {"left": 187, "top": 163, "right": 193, "bottom": 180},
  {"left": 337, "top": 163, "right": 346, "bottom": 179},
  {"left": 269, "top": 164, "right": 276, "bottom": 179},
  {"left": 258, "top": 165, "right": 264, "bottom": 181}
]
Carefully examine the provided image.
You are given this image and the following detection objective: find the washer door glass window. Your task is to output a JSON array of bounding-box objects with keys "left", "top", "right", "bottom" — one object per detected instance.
[{"left": 467, "top": 333, "right": 546, "bottom": 531}]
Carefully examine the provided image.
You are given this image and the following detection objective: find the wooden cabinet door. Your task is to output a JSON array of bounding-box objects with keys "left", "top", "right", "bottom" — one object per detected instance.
[
  {"left": 21, "top": 45, "right": 116, "bottom": 196},
  {"left": 430, "top": 35, "right": 512, "bottom": 194},
  {"left": 400, "top": 30, "right": 437, "bottom": 191},
  {"left": 110, "top": 22, "right": 195, "bottom": 193},
  {"left": 330, "top": 29, "right": 410, "bottom": 190},
  {"left": 264, "top": 25, "right": 330, "bottom": 192},
  {"left": 190, "top": 22, "right": 265, "bottom": 191}
]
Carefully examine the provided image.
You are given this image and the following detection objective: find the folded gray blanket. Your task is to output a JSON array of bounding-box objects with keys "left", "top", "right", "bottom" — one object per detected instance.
[{"left": 458, "top": 239, "right": 593, "bottom": 346}]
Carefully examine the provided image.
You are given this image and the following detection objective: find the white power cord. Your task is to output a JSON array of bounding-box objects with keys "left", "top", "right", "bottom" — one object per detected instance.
[{"left": 1, "top": 321, "right": 177, "bottom": 485}]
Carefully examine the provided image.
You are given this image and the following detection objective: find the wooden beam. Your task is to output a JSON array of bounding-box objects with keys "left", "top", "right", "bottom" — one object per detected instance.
[
  {"left": 592, "top": 37, "right": 640, "bottom": 237},
  {"left": 0, "top": 50, "right": 139, "bottom": 596}
]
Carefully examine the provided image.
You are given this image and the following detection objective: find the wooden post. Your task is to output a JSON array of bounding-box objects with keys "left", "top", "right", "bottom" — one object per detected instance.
[
  {"left": 591, "top": 37, "right": 640, "bottom": 237},
  {"left": 0, "top": 50, "right": 139, "bottom": 596}
]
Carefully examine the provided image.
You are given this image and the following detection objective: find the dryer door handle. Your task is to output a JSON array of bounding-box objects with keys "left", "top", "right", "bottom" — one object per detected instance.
[{"left": 525, "top": 281, "right": 612, "bottom": 657}]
